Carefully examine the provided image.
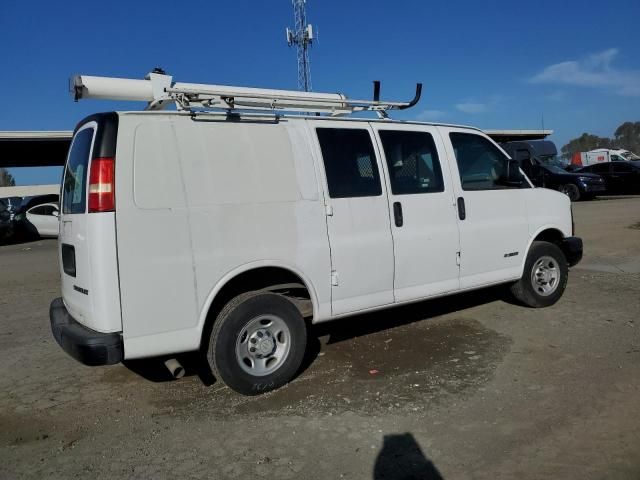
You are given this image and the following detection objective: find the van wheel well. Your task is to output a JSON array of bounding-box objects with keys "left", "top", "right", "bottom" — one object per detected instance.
[
  {"left": 532, "top": 229, "right": 576, "bottom": 264},
  {"left": 201, "top": 267, "right": 313, "bottom": 350},
  {"left": 533, "top": 229, "right": 564, "bottom": 246}
]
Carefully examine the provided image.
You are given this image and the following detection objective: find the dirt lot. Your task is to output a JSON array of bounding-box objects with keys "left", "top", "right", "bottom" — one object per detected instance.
[{"left": 1, "top": 197, "right": 640, "bottom": 479}]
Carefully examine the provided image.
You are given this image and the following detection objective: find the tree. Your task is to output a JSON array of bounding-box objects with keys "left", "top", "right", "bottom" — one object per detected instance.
[
  {"left": 0, "top": 168, "right": 16, "bottom": 187},
  {"left": 613, "top": 121, "right": 640, "bottom": 154},
  {"left": 560, "top": 133, "right": 614, "bottom": 160}
]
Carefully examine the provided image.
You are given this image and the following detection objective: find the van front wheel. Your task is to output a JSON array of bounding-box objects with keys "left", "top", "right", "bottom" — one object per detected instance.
[
  {"left": 510, "top": 241, "right": 568, "bottom": 308},
  {"left": 207, "top": 292, "right": 307, "bottom": 395}
]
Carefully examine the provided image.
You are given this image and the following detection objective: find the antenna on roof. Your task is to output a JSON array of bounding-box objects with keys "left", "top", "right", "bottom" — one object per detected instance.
[
  {"left": 286, "top": 0, "right": 314, "bottom": 92},
  {"left": 71, "top": 71, "right": 422, "bottom": 118}
]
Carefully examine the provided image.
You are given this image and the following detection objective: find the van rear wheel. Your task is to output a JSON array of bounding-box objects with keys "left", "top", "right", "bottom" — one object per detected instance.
[
  {"left": 510, "top": 241, "right": 568, "bottom": 308},
  {"left": 207, "top": 292, "right": 307, "bottom": 395}
]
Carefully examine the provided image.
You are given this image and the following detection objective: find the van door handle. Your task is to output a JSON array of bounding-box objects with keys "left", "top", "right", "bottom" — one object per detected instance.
[
  {"left": 457, "top": 197, "right": 466, "bottom": 220},
  {"left": 393, "top": 201, "right": 403, "bottom": 227}
]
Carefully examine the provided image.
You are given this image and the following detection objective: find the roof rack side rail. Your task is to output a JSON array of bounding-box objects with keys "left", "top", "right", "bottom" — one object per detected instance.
[{"left": 71, "top": 71, "right": 422, "bottom": 116}]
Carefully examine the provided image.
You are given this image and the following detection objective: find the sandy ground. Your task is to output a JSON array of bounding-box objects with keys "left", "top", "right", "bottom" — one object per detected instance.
[{"left": 1, "top": 196, "right": 639, "bottom": 479}]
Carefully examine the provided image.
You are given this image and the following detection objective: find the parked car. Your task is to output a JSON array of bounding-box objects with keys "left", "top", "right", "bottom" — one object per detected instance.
[
  {"left": 20, "top": 194, "right": 60, "bottom": 212},
  {"left": 0, "top": 202, "right": 12, "bottom": 241},
  {"left": 501, "top": 141, "right": 605, "bottom": 201},
  {"left": 0, "top": 196, "right": 23, "bottom": 221},
  {"left": 22, "top": 202, "right": 60, "bottom": 238},
  {"left": 576, "top": 161, "right": 640, "bottom": 195},
  {"left": 50, "top": 73, "right": 583, "bottom": 396}
]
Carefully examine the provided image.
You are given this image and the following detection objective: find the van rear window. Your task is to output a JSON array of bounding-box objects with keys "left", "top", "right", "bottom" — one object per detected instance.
[
  {"left": 316, "top": 128, "right": 382, "bottom": 198},
  {"left": 62, "top": 128, "right": 94, "bottom": 214}
]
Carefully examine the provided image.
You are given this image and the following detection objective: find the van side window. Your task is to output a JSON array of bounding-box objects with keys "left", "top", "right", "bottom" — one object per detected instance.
[
  {"left": 450, "top": 132, "right": 519, "bottom": 191},
  {"left": 317, "top": 128, "right": 382, "bottom": 198},
  {"left": 62, "top": 128, "right": 94, "bottom": 214},
  {"left": 379, "top": 130, "right": 444, "bottom": 195}
]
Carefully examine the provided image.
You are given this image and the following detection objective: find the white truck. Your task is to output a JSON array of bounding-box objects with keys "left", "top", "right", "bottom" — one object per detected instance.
[
  {"left": 571, "top": 148, "right": 640, "bottom": 167},
  {"left": 50, "top": 72, "right": 583, "bottom": 395}
]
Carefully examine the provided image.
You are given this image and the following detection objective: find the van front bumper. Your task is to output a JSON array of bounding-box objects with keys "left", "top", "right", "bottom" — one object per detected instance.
[
  {"left": 49, "top": 298, "right": 123, "bottom": 366},
  {"left": 560, "top": 236, "right": 583, "bottom": 267}
]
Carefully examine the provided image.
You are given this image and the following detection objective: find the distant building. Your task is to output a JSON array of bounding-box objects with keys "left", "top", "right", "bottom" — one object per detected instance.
[{"left": 0, "top": 184, "right": 59, "bottom": 198}]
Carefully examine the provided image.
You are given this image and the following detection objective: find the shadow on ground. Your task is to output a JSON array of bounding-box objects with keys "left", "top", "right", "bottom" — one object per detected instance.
[
  {"left": 124, "top": 284, "right": 513, "bottom": 387},
  {"left": 374, "top": 433, "right": 443, "bottom": 480}
]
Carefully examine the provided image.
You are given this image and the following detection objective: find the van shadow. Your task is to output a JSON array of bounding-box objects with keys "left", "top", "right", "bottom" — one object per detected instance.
[
  {"left": 123, "top": 352, "right": 214, "bottom": 385},
  {"left": 374, "top": 433, "right": 444, "bottom": 480},
  {"left": 123, "top": 284, "right": 514, "bottom": 386},
  {"left": 295, "top": 284, "right": 513, "bottom": 387},
  {"left": 312, "top": 284, "right": 513, "bottom": 346}
]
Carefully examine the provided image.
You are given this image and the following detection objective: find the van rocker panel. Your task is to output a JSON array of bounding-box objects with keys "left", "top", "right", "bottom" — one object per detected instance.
[{"left": 50, "top": 297, "right": 123, "bottom": 366}]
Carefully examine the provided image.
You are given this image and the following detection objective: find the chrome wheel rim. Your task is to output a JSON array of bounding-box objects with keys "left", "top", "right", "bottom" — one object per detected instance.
[
  {"left": 531, "top": 256, "right": 560, "bottom": 296},
  {"left": 235, "top": 314, "right": 291, "bottom": 376}
]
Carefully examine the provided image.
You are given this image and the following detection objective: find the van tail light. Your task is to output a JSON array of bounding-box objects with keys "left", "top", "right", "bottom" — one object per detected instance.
[{"left": 88, "top": 157, "right": 115, "bottom": 213}]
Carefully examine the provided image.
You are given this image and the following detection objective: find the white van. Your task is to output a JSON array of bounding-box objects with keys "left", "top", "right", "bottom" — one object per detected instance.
[{"left": 50, "top": 74, "right": 582, "bottom": 395}]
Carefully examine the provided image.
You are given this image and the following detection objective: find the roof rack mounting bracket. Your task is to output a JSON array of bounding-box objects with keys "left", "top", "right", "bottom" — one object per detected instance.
[{"left": 144, "top": 71, "right": 173, "bottom": 111}]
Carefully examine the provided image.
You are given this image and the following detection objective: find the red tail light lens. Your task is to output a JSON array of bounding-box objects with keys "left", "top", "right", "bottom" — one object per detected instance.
[{"left": 88, "top": 157, "right": 115, "bottom": 213}]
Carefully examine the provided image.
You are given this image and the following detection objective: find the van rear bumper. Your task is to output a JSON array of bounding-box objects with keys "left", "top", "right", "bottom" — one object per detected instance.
[{"left": 49, "top": 297, "right": 123, "bottom": 366}]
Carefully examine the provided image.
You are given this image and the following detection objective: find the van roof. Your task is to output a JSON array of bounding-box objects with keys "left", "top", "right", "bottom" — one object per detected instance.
[{"left": 116, "top": 110, "right": 485, "bottom": 134}]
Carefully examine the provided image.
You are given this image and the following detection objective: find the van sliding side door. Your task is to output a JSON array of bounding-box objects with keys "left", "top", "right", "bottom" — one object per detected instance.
[
  {"left": 312, "top": 121, "right": 395, "bottom": 316},
  {"left": 372, "top": 124, "right": 461, "bottom": 301}
]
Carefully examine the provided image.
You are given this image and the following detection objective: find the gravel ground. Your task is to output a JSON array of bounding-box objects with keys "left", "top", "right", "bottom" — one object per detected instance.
[{"left": 1, "top": 196, "right": 639, "bottom": 479}]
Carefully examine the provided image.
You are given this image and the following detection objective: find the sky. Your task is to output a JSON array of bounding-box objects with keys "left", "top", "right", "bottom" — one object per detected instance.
[{"left": 1, "top": 0, "right": 639, "bottom": 185}]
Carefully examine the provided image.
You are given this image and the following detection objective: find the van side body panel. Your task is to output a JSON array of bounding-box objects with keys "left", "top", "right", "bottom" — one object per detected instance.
[
  {"left": 521, "top": 188, "right": 573, "bottom": 272},
  {"left": 116, "top": 115, "right": 331, "bottom": 359},
  {"left": 115, "top": 115, "right": 200, "bottom": 358},
  {"left": 437, "top": 126, "right": 532, "bottom": 289}
]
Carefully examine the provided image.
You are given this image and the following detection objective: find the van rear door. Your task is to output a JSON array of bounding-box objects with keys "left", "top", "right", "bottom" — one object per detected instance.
[{"left": 59, "top": 114, "right": 122, "bottom": 333}]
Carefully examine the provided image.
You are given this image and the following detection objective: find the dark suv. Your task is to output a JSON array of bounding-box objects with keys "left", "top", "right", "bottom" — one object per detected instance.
[
  {"left": 0, "top": 197, "right": 24, "bottom": 241},
  {"left": 577, "top": 161, "right": 640, "bottom": 195},
  {"left": 501, "top": 141, "right": 605, "bottom": 201}
]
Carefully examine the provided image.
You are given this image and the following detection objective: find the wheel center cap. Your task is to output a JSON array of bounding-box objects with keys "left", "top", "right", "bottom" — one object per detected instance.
[{"left": 258, "top": 339, "right": 274, "bottom": 354}]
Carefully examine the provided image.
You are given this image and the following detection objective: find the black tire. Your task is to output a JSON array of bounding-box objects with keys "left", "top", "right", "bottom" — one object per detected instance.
[
  {"left": 510, "top": 241, "right": 569, "bottom": 308},
  {"left": 560, "top": 183, "right": 580, "bottom": 202},
  {"left": 207, "top": 291, "right": 307, "bottom": 395}
]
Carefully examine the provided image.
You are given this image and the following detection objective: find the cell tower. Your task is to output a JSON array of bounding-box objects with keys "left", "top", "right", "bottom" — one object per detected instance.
[{"left": 286, "top": 0, "right": 314, "bottom": 92}]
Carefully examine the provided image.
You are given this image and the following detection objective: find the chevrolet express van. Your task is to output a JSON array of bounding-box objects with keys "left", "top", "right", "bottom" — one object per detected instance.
[{"left": 50, "top": 74, "right": 582, "bottom": 395}]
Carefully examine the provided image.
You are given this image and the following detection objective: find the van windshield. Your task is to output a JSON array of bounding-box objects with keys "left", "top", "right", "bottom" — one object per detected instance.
[{"left": 62, "top": 128, "right": 94, "bottom": 214}]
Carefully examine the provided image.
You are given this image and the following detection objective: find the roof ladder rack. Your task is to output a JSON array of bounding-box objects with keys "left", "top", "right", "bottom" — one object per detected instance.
[{"left": 71, "top": 70, "right": 422, "bottom": 117}]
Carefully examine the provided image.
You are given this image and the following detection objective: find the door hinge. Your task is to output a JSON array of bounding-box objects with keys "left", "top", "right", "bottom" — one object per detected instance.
[
  {"left": 456, "top": 251, "right": 461, "bottom": 266},
  {"left": 325, "top": 205, "right": 333, "bottom": 216},
  {"left": 331, "top": 270, "right": 339, "bottom": 286}
]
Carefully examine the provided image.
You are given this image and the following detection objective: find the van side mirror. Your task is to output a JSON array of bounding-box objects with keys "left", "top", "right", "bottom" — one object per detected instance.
[{"left": 500, "top": 159, "right": 524, "bottom": 187}]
